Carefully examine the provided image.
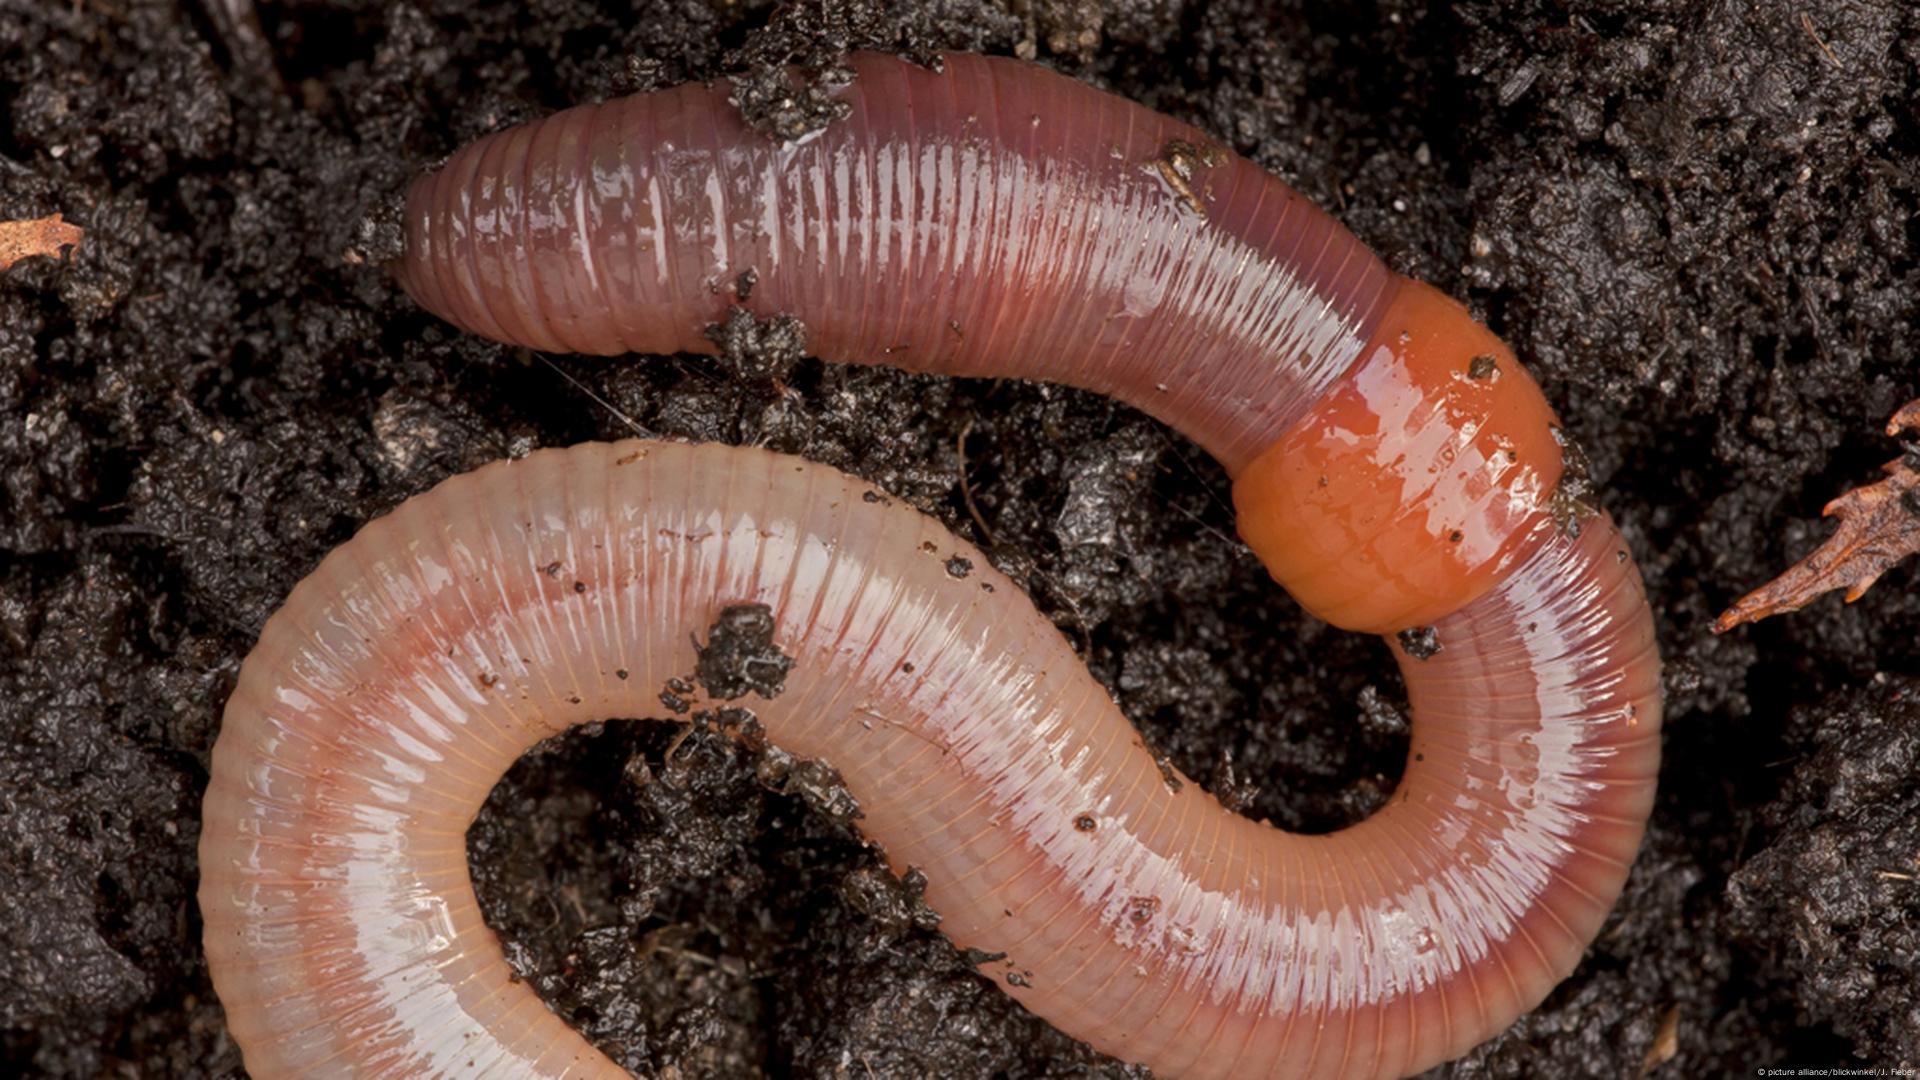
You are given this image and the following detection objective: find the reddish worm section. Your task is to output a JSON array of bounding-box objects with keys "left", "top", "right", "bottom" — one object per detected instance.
[{"left": 200, "top": 52, "right": 1662, "bottom": 1079}]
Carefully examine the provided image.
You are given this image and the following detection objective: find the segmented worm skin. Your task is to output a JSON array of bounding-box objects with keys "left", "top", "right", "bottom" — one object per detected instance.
[{"left": 199, "top": 52, "right": 1663, "bottom": 1079}]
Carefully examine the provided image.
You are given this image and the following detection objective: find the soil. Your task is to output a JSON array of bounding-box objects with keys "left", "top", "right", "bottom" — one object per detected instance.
[{"left": 4, "top": 0, "right": 1918, "bottom": 1076}]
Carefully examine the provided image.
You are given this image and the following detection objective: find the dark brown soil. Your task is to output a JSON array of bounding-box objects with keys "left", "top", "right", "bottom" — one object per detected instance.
[{"left": 3, "top": 1, "right": 1917, "bottom": 1076}]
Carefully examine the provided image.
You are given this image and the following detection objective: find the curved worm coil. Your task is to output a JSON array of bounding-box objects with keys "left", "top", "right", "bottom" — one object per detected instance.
[{"left": 201, "top": 52, "right": 1663, "bottom": 1079}]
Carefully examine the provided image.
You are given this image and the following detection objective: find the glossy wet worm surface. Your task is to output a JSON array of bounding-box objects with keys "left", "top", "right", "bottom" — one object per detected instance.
[{"left": 201, "top": 50, "right": 1663, "bottom": 1080}]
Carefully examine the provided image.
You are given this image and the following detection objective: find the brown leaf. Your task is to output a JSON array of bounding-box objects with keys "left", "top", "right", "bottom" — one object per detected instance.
[
  {"left": 1715, "top": 398, "right": 1920, "bottom": 632},
  {"left": 0, "top": 212, "right": 84, "bottom": 272}
]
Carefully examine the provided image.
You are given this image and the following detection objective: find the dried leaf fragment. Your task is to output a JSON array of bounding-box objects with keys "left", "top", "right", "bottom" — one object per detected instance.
[
  {"left": 1638, "top": 1004, "right": 1681, "bottom": 1075},
  {"left": 0, "top": 212, "right": 84, "bottom": 272},
  {"left": 1714, "top": 399, "right": 1920, "bottom": 632}
]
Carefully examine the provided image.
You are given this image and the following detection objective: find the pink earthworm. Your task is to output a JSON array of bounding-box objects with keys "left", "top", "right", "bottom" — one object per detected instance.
[{"left": 199, "top": 51, "right": 1662, "bottom": 1078}]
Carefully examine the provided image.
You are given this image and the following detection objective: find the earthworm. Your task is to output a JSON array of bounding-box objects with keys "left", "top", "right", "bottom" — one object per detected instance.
[{"left": 200, "top": 51, "right": 1662, "bottom": 1079}]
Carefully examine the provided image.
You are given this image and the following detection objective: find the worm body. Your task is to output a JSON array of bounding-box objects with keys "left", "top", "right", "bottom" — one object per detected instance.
[
  {"left": 395, "top": 52, "right": 1393, "bottom": 477},
  {"left": 202, "top": 52, "right": 1662, "bottom": 1079}
]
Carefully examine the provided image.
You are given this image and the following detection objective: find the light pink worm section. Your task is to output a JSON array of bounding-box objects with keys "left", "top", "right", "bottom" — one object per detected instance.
[{"left": 199, "top": 440, "right": 1660, "bottom": 1079}]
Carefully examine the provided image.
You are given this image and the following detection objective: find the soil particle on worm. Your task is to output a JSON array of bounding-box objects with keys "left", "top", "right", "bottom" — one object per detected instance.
[
  {"left": 3, "top": 0, "right": 1918, "bottom": 1076},
  {"left": 705, "top": 307, "right": 810, "bottom": 384},
  {"left": 695, "top": 604, "right": 796, "bottom": 702}
]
